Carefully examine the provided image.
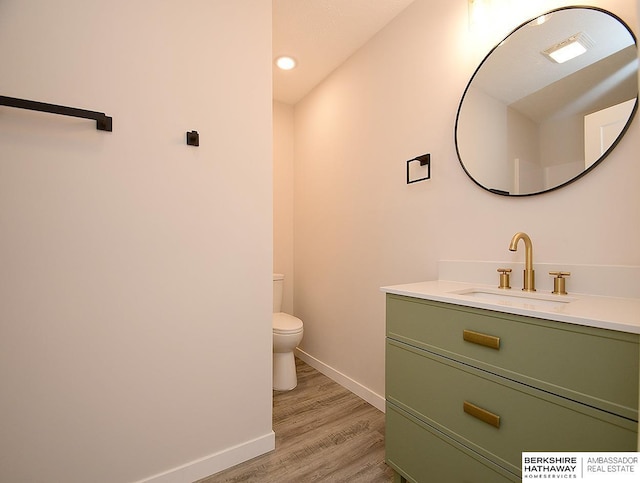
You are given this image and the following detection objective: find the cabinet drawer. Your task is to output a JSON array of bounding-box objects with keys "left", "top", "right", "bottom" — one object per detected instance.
[
  {"left": 386, "top": 294, "right": 639, "bottom": 420},
  {"left": 386, "top": 403, "right": 519, "bottom": 482},
  {"left": 386, "top": 339, "right": 638, "bottom": 476}
]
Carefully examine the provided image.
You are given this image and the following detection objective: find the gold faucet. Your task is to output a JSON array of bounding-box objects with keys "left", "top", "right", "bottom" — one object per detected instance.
[{"left": 509, "top": 232, "right": 535, "bottom": 292}]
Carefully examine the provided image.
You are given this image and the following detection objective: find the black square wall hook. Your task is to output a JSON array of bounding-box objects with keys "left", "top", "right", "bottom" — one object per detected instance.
[{"left": 186, "top": 130, "right": 199, "bottom": 146}]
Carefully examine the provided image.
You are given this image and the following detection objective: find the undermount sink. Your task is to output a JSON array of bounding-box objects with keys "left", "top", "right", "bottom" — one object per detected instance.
[{"left": 450, "top": 287, "right": 576, "bottom": 310}]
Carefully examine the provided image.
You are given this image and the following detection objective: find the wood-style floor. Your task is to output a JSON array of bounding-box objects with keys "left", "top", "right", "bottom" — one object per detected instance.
[{"left": 196, "top": 358, "right": 394, "bottom": 482}]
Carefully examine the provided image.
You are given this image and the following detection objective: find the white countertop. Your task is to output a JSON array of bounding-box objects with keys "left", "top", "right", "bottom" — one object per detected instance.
[{"left": 381, "top": 280, "right": 640, "bottom": 335}]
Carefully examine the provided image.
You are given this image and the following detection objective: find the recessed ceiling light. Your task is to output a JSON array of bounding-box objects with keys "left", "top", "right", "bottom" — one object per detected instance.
[
  {"left": 275, "top": 56, "right": 297, "bottom": 71},
  {"left": 543, "top": 32, "right": 594, "bottom": 64}
]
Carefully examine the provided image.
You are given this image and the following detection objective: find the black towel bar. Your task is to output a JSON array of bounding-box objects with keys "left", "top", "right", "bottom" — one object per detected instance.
[{"left": 0, "top": 95, "right": 112, "bottom": 131}]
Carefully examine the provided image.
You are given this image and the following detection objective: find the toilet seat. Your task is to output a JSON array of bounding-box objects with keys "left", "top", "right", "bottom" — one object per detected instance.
[{"left": 273, "top": 312, "right": 303, "bottom": 335}]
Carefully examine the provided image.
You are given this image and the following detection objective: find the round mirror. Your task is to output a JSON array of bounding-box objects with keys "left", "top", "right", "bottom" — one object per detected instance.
[{"left": 455, "top": 6, "right": 638, "bottom": 196}]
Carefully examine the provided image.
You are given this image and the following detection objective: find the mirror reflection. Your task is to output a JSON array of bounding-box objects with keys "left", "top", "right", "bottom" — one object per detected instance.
[{"left": 455, "top": 7, "right": 638, "bottom": 196}]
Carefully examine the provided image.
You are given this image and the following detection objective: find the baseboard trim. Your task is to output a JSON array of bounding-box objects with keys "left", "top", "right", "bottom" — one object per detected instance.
[
  {"left": 295, "top": 348, "right": 385, "bottom": 412},
  {"left": 135, "top": 431, "right": 275, "bottom": 483}
]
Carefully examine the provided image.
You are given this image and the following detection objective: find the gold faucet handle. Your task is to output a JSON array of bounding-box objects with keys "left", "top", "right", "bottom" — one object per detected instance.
[
  {"left": 549, "top": 271, "right": 571, "bottom": 295},
  {"left": 497, "top": 268, "right": 512, "bottom": 289}
]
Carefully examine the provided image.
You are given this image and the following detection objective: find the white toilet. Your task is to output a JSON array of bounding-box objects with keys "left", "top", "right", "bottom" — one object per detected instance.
[{"left": 273, "top": 274, "right": 304, "bottom": 391}]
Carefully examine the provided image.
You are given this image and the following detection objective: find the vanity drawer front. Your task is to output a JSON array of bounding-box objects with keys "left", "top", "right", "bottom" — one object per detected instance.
[
  {"left": 386, "top": 294, "right": 639, "bottom": 419},
  {"left": 386, "top": 403, "right": 519, "bottom": 483},
  {"left": 386, "top": 339, "right": 638, "bottom": 475}
]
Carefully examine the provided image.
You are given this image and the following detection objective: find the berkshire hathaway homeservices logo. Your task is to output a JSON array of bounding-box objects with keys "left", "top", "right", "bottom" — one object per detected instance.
[{"left": 522, "top": 453, "right": 639, "bottom": 481}]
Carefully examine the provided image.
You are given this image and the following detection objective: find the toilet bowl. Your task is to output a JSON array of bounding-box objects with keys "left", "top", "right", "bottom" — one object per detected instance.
[{"left": 273, "top": 274, "right": 304, "bottom": 391}]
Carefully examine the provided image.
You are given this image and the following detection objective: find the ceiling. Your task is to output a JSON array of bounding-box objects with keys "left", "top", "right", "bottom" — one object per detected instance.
[
  {"left": 272, "top": 0, "right": 417, "bottom": 105},
  {"left": 473, "top": 8, "right": 636, "bottom": 106}
]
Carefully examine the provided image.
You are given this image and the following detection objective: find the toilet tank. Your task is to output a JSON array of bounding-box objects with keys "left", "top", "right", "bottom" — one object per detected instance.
[{"left": 273, "top": 273, "right": 284, "bottom": 313}]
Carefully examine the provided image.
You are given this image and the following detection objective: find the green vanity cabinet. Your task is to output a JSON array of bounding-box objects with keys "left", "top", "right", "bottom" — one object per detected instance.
[{"left": 385, "top": 294, "right": 639, "bottom": 482}]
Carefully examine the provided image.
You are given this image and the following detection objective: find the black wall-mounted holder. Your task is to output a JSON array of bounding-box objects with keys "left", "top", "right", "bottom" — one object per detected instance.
[
  {"left": 186, "top": 130, "right": 199, "bottom": 146},
  {"left": 0, "top": 95, "right": 112, "bottom": 131},
  {"left": 406, "top": 153, "right": 431, "bottom": 184}
]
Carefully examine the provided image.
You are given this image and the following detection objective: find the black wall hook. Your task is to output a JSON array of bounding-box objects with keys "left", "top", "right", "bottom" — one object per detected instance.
[{"left": 186, "top": 130, "right": 199, "bottom": 146}]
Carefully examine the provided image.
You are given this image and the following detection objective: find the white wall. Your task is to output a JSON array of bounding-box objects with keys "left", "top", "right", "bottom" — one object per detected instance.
[
  {"left": 273, "top": 101, "right": 295, "bottom": 314},
  {"left": 0, "top": 2, "right": 274, "bottom": 482},
  {"left": 637, "top": 0, "right": 640, "bottom": 451},
  {"left": 459, "top": 86, "right": 509, "bottom": 191},
  {"left": 290, "top": 0, "right": 640, "bottom": 406}
]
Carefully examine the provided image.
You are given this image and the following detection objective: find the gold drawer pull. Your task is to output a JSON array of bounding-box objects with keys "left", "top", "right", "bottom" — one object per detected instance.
[
  {"left": 463, "top": 329, "right": 500, "bottom": 350},
  {"left": 463, "top": 401, "right": 501, "bottom": 428}
]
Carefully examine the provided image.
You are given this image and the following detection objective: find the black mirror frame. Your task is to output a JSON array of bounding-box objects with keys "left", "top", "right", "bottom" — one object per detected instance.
[{"left": 454, "top": 6, "right": 638, "bottom": 197}]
